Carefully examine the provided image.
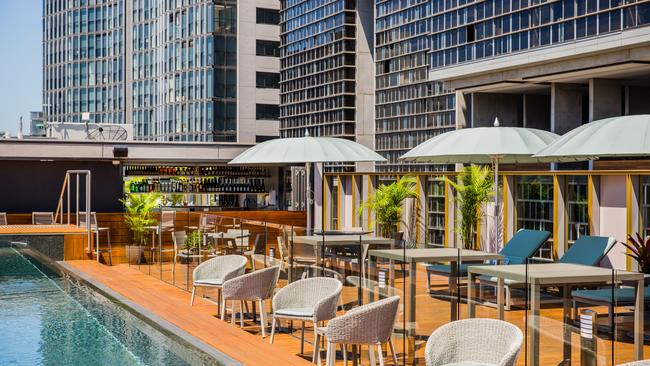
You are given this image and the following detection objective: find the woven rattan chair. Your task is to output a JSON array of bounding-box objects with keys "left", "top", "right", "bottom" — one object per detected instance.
[
  {"left": 617, "top": 361, "right": 650, "bottom": 366},
  {"left": 270, "top": 277, "right": 342, "bottom": 360},
  {"left": 190, "top": 255, "right": 248, "bottom": 315},
  {"left": 319, "top": 296, "right": 400, "bottom": 366},
  {"left": 425, "top": 318, "right": 523, "bottom": 366},
  {"left": 0, "top": 212, "right": 7, "bottom": 225},
  {"left": 221, "top": 265, "right": 280, "bottom": 338}
]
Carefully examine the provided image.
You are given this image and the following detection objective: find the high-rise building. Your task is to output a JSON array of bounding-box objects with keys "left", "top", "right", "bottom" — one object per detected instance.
[
  {"left": 278, "top": 0, "right": 375, "bottom": 150},
  {"left": 43, "top": 0, "right": 281, "bottom": 143},
  {"left": 374, "top": 1, "right": 457, "bottom": 173}
]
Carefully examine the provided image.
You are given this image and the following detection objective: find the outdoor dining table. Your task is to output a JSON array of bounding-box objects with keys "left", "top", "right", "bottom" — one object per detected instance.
[
  {"left": 291, "top": 234, "right": 393, "bottom": 304},
  {"left": 368, "top": 248, "right": 503, "bottom": 323},
  {"left": 467, "top": 263, "right": 645, "bottom": 366}
]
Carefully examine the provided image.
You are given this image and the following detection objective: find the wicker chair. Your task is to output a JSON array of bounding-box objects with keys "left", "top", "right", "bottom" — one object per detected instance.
[
  {"left": 32, "top": 212, "right": 54, "bottom": 225},
  {"left": 319, "top": 296, "right": 401, "bottom": 366},
  {"left": 0, "top": 212, "right": 7, "bottom": 225},
  {"left": 425, "top": 318, "right": 523, "bottom": 366},
  {"left": 190, "top": 255, "right": 248, "bottom": 315},
  {"left": 617, "top": 361, "right": 650, "bottom": 366},
  {"left": 221, "top": 265, "right": 280, "bottom": 338},
  {"left": 270, "top": 277, "right": 343, "bottom": 361}
]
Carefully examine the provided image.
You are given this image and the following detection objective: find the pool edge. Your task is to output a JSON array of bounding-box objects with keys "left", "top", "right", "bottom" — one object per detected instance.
[{"left": 58, "top": 261, "right": 242, "bottom": 366}]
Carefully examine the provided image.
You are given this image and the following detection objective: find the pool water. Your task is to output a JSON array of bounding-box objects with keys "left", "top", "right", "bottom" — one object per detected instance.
[{"left": 0, "top": 247, "right": 221, "bottom": 366}]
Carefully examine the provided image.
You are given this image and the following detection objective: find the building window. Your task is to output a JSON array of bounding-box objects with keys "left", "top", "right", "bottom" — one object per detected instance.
[
  {"left": 567, "top": 176, "right": 589, "bottom": 247},
  {"left": 256, "top": 104, "right": 279, "bottom": 120},
  {"left": 256, "top": 8, "right": 279, "bottom": 25},
  {"left": 255, "top": 135, "right": 278, "bottom": 142},
  {"left": 256, "top": 72, "right": 280, "bottom": 89},
  {"left": 516, "top": 175, "right": 554, "bottom": 259},
  {"left": 256, "top": 40, "right": 280, "bottom": 57}
]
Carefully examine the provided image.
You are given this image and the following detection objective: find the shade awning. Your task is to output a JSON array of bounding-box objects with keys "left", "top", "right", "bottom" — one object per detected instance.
[
  {"left": 534, "top": 114, "right": 650, "bottom": 162},
  {"left": 400, "top": 126, "right": 559, "bottom": 164},
  {"left": 228, "top": 134, "right": 386, "bottom": 165}
]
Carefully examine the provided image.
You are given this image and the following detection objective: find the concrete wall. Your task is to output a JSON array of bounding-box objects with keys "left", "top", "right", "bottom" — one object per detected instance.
[
  {"left": 471, "top": 93, "right": 523, "bottom": 127},
  {"left": 598, "top": 175, "right": 628, "bottom": 270},
  {"left": 627, "top": 86, "right": 650, "bottom": 114},
  {"left": 589, "top": 79, "right": 622, "bottom": 121},
  {"left": 524, "top": 94, "right": 551, "bottom": 130},
  {"left": 355, "top": 0, "right": 376, "bottom": 173},
  {"left": 551, "top": 83, "right": 584, "bottom": 135}
]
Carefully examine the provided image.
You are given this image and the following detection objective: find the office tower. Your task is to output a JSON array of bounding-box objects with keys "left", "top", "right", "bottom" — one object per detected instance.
[
  {"left": 278, "top": 0, "right": 375, "bottom": 151},
  {"left": 374, "top": 1, "right": 457, "bottom": 173},
  {"left": 43, "top": 0, "right": 281, "bottom": 142}
]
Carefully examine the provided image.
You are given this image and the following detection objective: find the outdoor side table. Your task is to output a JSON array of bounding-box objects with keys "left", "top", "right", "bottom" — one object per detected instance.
[{"left": 467, "top": 263, "right": 645, "bottom": 366}]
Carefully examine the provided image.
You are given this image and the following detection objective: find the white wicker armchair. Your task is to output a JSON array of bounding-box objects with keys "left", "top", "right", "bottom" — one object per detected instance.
[
  {"left": 190, "top": 255, "right": 248, "bottom": 315},
  {"left": 221, "top": 265, "right": 280, "bottom": 338},
  {"left": 618, "top": 361, "right": 650, "bottom": 366},
  {"left": 270, "top": 277, "right": 343, "bottom": 361},
  {"left": 425, "top": 318, "right": 523, "bottom": 366},
  {"left": 318, "top": 296, "right": 401, "bottom": 366}
]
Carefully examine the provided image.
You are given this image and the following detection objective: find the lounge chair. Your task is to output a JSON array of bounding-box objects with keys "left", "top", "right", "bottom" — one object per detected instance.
[
  {"left": 424, "top": 318, "right": 523, "bottom": 366},
  {"left": 479, "top": 235, "right": 616, "bottom": 310},
  {"left": 426, "top": 229, "right": 551, "bottom": 291},
  {"left": 190, "top": 255, "right": 248, "bottom": 316},
  {"left": 32, "top": 211, "right": 54, "bottom": 225},
  {"left": 572, "top": 284, "right": 650, "bottom": 330}
]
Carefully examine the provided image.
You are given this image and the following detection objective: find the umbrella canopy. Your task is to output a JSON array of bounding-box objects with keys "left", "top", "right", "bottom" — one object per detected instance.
[
  {"left": 534, "top": 114, "right": 650, "bottom": 162},
  {"left": 400, "top": 126, "right": 559, "bottom": 163},
  {"left": 229, "top": 133, "right": 386, "bottom": 165}
]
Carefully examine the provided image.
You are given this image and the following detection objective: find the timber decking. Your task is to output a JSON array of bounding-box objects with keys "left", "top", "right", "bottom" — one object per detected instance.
[
  {"left": 0, "top": 224, "right": 87, "bottom": 234},
  {"left": 64, "top": 260, "right": 646, "bottom": 365},
  {"left": 65, "top": 260, "right": 312, "bottom": 366}
]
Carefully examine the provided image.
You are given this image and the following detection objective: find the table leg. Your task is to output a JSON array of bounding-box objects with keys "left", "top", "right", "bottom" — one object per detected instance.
[
  {"left": 497, "top": 277, "right": 504, "bottom": 320},
  {"left": 450, "top": 261, "right": 458, "bottom": 321},
  {"left": 358, "top": 238, "right": 363, "bottom": 306},
  {"left": 368, "top": 256, "right": 376, "bottom": 304},
  {"left": 562, "top": 284, "right": 571, "bottom": 363},
  {"left": 635, "top": 279, "right": 645, "bottom": 360},
  {"left": 468, "top": 272, "right": 475, "bottom": 318},
  {"left": 528, "top": 282, "right": 540, "bottom": 366}
]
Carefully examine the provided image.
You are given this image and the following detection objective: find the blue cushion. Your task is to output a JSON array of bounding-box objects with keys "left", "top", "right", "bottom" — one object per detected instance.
[
  {"left": 499, "top": 229, "right": 551, "bottom": 264},
  {"left": 426, "top": 263, "right": 471, "bottom": 276},
  {"left": 572, "top": 286, "right": 650, "bottom": 304},
  {"left": 560, "top": 236, "right": 612, "bottom": 266}
]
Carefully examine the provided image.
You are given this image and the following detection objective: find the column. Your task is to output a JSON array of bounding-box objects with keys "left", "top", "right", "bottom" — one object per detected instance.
[
  {"left": 551, "top": 83, "right": 583, "bottom": 135},
  {"left": 589, "top": 78, "right": 622, "bottom": 122}
]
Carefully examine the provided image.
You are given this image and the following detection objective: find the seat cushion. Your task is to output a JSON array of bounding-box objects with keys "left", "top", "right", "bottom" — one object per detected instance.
[
  {"left": 572, "top": 287, "right": 650, "bottom": 304},
  {"left": 275, "top": 307, "right": 314, "bottom": 318},
  {"left": 426, "top": 263, "right": 471, "bottom": 276},
  {"left": 194, "top": 278, "right": 223, "bottom": 286},
  {"left": 443, "top": 362, "right": 497, "bottom": 366},
  {"left": 478, "top": 275, "right": 521, "bottom": 286}
]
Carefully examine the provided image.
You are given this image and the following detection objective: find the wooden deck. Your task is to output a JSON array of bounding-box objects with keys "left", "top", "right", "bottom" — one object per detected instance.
[
  {"left": 0, "top": 224, "right": 87, "bottom": 234},
  {"left": 64, "top": 260, "right": 646, "bottom": 365}
]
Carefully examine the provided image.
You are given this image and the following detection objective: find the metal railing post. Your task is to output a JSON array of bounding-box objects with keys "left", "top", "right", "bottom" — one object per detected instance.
[{"left": 66, "top": 172, "right": 70, "bottom": 224}]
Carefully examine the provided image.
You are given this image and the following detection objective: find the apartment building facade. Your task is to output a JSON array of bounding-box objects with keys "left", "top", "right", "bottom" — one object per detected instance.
[{"left": 43, "top": 0, "right": 281, "bottom": 143}]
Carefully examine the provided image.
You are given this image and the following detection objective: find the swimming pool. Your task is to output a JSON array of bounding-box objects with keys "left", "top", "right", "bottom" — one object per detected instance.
[{"left": 0, "top": 246, "right": 225, "bottom": 366}]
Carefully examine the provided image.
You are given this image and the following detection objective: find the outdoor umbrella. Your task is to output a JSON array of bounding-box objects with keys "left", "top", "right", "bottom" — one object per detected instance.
[
  {"left": 534, "top": 114, "right": 650, "bottom": 161},
  {"left": 229, "top": 132, "right": 386, "bottom": 231},
  {"left": 400, "top": 119, "right": 559, "bottom": 250}
]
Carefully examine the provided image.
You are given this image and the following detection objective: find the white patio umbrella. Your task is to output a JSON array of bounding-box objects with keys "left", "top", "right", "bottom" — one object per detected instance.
[
  {"left": 534, "top": 114, "right": 650, "bottom": 161},
  {"left": 229, "top": 132, "right": 386, "bottom": 231},
  {"left": 400, "top": 119, "right": 559, "bottom": 250}
]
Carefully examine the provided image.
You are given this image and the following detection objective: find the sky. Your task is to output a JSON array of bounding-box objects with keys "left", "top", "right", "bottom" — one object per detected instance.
[{"left": 0, "top": 0, "right": 41, "bottom": 135}]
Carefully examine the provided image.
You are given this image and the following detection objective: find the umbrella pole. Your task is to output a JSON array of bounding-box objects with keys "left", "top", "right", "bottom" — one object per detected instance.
[
  {"left": 493, "top": 157, "right": 499, "bottom": 252},
  {"left": 306, "top": 162, "right": 311, "bottom": 233}
]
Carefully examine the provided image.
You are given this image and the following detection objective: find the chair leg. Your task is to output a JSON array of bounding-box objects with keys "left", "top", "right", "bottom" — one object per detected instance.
[
  {"left": 426, "top": 270, "right": 431, "bottom": 291},
  {"left": 342, "top": 344, "right": 347, "bottom": 365},
  {"left": 107, "top": 230, "right": 113, "bottom": 266},
  {"left": 300, "top": 321, "right": 306, "bottom": 354},
  {"left": 326, "top": 341, "right": 335, "bottom": 366},
  {"left": 217, "top": 289, "right": 222, "bottom": 316},
  {"left": 388, "top": 338, "right": 398, "bottom": 365},
  {"left": 313, "top": 332, "right": 320, "bottom": 364},
  {"left": 239, "top": 300, "right": 245, "bottom": 328},
  {"left": 312, "top": 323, "right": 319, "bottom": 362},
  {"left": 259, "top": 300, "right": 266, "bottom": 338},
  {"left": 368, "top": 344, "right": 377, "bottom": 366},
  {"left": 221, "top": 297, "right": 227, "bottom": 321},
  {"left": 190, "top": 286, "right": 196, "bottom": 306},
  {"left": 231, "top": 300, "right": 236, "bottom": 325},
  {"left": 270, "top": 316, "right": 276, "bottom": 344},
  {"left": 377, "top": 343, "right": 385, "bottom": 366},
  {"left": 505, "top": 285, "right": 511, "bottom": 311}
]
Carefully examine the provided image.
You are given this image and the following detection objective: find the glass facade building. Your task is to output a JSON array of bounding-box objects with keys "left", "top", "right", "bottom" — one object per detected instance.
[
  {"left": 43, "top": 0, "right": 125, "bottom": 124},
  {"left": 375, "top": 0, "right": 457, "bottom": 173},
  {"left": 44, "top": 0, "right": 281, "bottom": 142},
  {"left": 279, "top": 0, "right": 360, "bottom": 139}
]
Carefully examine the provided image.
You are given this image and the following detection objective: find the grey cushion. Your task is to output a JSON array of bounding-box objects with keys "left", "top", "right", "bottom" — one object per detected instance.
[
  {"left": 444, "top": 362, "right": 498, "bottom": 366},
  {"left": 275, "top": 307, "right": 314, "bottom": 318},
  {"left": 194, "top": 278, "right": 223, "bottom": 286},
  {"left": 572, "top": 286, "right": 650, "bottom": 304}
]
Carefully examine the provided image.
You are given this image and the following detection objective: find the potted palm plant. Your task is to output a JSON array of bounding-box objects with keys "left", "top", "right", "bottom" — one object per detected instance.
[
  {"left": 120, "top": 192, "right": 161, "bottom": 264},
  {"left": 447, "top": 165, "right": 494, "bottom": 250},
  {"left": 358, "top": 176, "right": 420, "bottom": 238}
]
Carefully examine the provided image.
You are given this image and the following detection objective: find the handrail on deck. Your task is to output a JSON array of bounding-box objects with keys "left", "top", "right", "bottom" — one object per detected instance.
[{"left": 54, "top": 170, "right": 92, "bottom": 259}]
